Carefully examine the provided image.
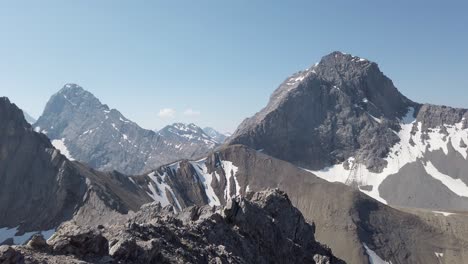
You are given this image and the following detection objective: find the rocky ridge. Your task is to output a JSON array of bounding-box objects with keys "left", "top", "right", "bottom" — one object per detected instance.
[{"left": 0, "top": 189, "right": 343, "bottom": 264}]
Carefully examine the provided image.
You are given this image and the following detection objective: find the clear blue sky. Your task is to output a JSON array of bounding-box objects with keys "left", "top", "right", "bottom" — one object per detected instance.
[{"left": 1, "top": 1, "right": 467, "bottom": 132}]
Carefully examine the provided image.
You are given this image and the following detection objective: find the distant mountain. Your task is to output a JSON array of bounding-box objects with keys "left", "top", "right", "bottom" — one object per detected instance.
[
  {"left": 203, "top": 127, "right": 229, "bottom": 143},
  {"left": 0, "top": 97, "right": 151, "bottom": 244},
  {"left": 227, "top": 51, "right": 468, "bottom": 212},
  {"left": 22, "top": 111, "right": 36, "bottom": 124},
  {"left": 34, "top": 84, "right": 219, "bottom": 174}
]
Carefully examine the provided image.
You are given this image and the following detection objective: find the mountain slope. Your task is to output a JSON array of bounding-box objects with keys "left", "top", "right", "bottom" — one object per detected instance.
[
  {"left": 227, "top": 51, "right": 468, "bottom": 211},
  {"left": 34, "top": 84, "right": 218, "bottom": 174},
  {"left": 0, "top": 97, "right": 152, "bottom": 244},
  {"left": 128, "top": 144, "right": 468, "bottom": 264}
]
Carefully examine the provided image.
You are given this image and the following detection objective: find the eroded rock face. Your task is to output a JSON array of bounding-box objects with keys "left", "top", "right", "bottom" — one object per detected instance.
[{"left": 3, "top": 190, "right": 343, "bottom": 264}]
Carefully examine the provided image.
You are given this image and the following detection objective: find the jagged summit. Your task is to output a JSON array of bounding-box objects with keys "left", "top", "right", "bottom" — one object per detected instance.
[
  {"left": 51, "top": 83, "right": 107, "bottom": 112},
  {"left": 159, "top": 122, "right": 217, "bottom": 147}
]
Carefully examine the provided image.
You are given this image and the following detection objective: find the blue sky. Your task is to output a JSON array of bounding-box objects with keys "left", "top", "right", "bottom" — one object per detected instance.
[{"left": 0, "top": 1, "right": 467, "bottom": 132}]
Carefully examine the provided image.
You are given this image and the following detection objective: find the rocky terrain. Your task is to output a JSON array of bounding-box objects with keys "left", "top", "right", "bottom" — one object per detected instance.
[
  {"left": 227, "top": 51, "right": 468, "bottom": 211},
  {"left": 128, "top": 144, "right": 468, "bottom": 264},
  {"left": 0, "top": 189, "right": 343, "bottom": 264},
  {"left": 34, "top": 84, "right": 219, "bottom": 174}
]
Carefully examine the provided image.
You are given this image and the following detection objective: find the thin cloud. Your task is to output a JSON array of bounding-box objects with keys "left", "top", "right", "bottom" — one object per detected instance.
[
  {"left": 158, "top": 108, "right": 176, "bottom": 118},
  {"left": 183, "top": 108, "right": 201, "bottom": 117}
]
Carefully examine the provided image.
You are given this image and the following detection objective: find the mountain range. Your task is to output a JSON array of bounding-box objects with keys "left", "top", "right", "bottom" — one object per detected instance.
[
  {"left": 1, "top": 51, "right": 468, "bottom": 264},
  {"left": 34, "top": 84, "right": 226, "bottom": 174},
  {"left": 228, "top": 51, "right": 468, "bottom": 211}
]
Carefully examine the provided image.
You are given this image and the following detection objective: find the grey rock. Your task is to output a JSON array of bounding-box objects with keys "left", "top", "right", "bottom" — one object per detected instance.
[
  {"left": 26, "top": 234, "right": 47, "bottom": 250},
  {"left": 48, "top": 222, "right": 109, "bottom": 258},
  {"left": 416, "top": 104, "right": 468, "bottom": 131},
  {"left": 0, "top": 246, "right": 24, "bottom": 264}
]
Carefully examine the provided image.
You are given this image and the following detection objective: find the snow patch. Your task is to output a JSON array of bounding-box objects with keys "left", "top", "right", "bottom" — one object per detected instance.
[
  {"left": 190, "top": 159, "right": 221, "bottom": 206},
  {"left": 222, "top": 161, "right": 240, "bottom": 200},
  {"left": 363, "top": 244, "right": 391, "bottom": 264},
  {"left": 424, "top": 161, "right": 468, "bottom": 197},
  {"left": 147, "top": 171, "right": 182, "bottom": 212},
  {"left": 51, "top": 138, "right": 74, "bottom": 160},
  {"left": 0, "top": 226, "right": 55, "bottom": 245},
  {"left": 433, "top": 211, "right": 455, "bottom": 216}
]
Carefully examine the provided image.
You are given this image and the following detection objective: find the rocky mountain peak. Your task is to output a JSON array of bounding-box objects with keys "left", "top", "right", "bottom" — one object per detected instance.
[
  {"left": 54, "top": 83, "right": 107, "bottom": 112},
  {"left": 228, "top": 51, "right": 419, "bottom": 172},
  {"left": 314, "top": 51, "right": 415, "bottom": 120}
]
